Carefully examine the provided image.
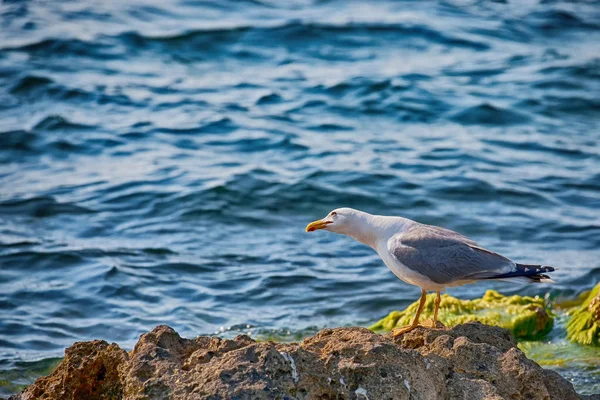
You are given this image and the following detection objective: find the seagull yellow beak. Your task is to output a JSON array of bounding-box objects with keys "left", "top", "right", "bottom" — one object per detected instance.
[{"left": 305, "top": 219, "right": 331, "bottom": 232}]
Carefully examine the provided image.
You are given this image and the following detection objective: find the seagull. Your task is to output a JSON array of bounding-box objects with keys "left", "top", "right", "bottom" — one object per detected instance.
[{"left": 305, "top": 207, "right": 555, "bottom": 336}]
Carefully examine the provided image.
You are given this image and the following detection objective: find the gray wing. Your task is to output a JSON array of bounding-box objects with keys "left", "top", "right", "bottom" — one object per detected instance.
[{"left": 387, "top": 223, "right": 515, "bottom": 285}]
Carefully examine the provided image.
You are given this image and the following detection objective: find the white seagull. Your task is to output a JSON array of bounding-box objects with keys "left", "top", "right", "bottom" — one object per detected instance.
[{"left": 305, "top": 207, "right": 555, "bottom": 336}]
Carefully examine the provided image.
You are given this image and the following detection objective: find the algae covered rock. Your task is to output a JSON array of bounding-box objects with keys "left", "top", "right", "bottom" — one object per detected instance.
[
  {"left": 370, "top": 290, "right": 553, "bottom": 340},
  {"left": 566, "top": 283, "right": 600, "bottom": 346}
]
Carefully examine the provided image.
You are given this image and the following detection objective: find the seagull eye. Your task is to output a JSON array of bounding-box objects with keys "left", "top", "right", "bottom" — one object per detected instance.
[{"left": 330, "top": 212, "right": 337, "bottom": 217}]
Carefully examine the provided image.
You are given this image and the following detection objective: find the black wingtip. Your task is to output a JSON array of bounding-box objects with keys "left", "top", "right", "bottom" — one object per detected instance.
[
  {"left": 488, "top": 263, "right": 557, "bottom": 283},
  {"left": 515, "top": 263, "right": 556, "bottom": 274}
]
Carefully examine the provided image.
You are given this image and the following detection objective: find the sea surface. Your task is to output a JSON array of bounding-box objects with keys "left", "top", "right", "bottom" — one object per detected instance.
[{"left": 1, "top": 0, "right": 599, "bottom": 396}]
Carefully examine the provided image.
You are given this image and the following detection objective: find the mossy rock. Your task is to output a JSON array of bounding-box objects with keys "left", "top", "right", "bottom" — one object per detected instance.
[
  {"left": 369, "top": 290, "right": 553, "bottom": 340},
  {"left": 566, "top": 283, "right": 600, "bottom": 346}
]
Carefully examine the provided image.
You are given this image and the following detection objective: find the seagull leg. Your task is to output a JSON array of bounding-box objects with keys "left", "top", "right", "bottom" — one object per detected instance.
[
  {"left": 433, "top": 291, "right": 446, "bottom": 328},
  {"left": 433, "top": 291, "right": 441, "bottom": 326},
  {"left": 422, "top": 291, "right": 445, "bottom": 329},
  {"left": 392, "top": 288, "right": 427, "bottom": 337}
]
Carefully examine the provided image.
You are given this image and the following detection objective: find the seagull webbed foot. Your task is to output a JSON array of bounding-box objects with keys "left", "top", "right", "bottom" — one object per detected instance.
[
  {"left": 392, "top": 319, "right": 446, "bottom": 337},
  {"left": 391, "top": 325, "right": 419, "bottom": 337}
]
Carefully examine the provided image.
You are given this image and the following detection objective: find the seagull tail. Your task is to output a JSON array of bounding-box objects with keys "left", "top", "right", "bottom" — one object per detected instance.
[{"left": 488, "top": 263, "right": 557, "bottom": 284}]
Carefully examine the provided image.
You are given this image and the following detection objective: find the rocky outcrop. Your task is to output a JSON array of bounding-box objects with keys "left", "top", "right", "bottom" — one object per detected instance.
[
  {"left": 10, "top": 323, "right": 585, "bottom": 400},
  {"left": 370, "top": 290, "right": 553, "bottom": 340},
  {"left": 567, "top": 283, "right": 600, "bottom": 346},
  {"left": 14, "top": 340, "right": 127, "bottom": 400}
]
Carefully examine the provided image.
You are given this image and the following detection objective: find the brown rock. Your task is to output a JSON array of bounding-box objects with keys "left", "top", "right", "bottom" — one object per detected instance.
[
  {"left": 11, "top": 322, "right": 585, "bottom": 400},
  {"left": 16, "top": 340, "right": 127, "bottom": 400},
  {"left": 395, "top": 321, "right": 516, "bottom": 353}
]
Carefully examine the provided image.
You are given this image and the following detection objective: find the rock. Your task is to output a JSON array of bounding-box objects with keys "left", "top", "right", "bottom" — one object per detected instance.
[
  {"left": 11, "top": 323, "right": 585, "bottom": 400},
  {"left": 15, "top": 340, "right": 127, "bottom": 400},
  {"left": 566, "top": 283, "right": 600, "bottom": 346},
  {"left": 370, "top": 290, "right": 554, "bottom": 340},
  {"left": 391, "top": 323, "right": 580, "bottom": 400}
]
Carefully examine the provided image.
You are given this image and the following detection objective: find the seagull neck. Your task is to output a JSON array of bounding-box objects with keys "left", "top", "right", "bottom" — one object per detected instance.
[
  {"left": 344, "top": 213, "right": 384, "bottom": 249},
  {"left": 343, "top": 213, "right": 410, "bottom": 250}
]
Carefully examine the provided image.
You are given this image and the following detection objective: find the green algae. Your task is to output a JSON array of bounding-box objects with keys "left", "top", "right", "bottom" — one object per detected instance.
[
  {"left": 369, "top": 290, "right": 553, "bottom": 340},
  {"left": 566, "top": 283, "right": 600, "bottom": 346}
]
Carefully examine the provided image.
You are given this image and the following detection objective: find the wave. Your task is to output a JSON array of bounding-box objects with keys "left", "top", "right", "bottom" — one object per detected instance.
[
  {"left": 482, "top": 138, "right": 596, "bottom": 159},
  {"left": 528, "top": 9, "right": 600, "bottom": 32},
  {"left": 112, "top": 21, "right": 490, "bottom": 52},
  {"left": 3, "top": 37, "right": 119, "bottom": 59},
  {"left": 450, "top": 103, "right": 531, "bottom": 125},
  {"left": 0, "top": 196, "right": 92, "bottom": 218},
  {"left": 32, "top": 115, "right": 95, "bottom": 132},
  {"left": 9, "top": 75, "right": 53, "bottom": 94}
]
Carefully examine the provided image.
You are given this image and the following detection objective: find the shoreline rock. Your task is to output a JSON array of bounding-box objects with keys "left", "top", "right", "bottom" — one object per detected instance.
[{"left": 9, "top": 322, "right": 590, "bottom": 400}]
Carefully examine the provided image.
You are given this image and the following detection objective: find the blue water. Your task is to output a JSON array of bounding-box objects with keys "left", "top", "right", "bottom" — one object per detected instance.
[{"left": 1, "top": 0, "right": 599, "bottom": 395}]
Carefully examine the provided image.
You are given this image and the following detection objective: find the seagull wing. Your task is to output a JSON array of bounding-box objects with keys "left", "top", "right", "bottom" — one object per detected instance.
[{"left": 387, "top": 223, "right": 515, "bottom": 285}]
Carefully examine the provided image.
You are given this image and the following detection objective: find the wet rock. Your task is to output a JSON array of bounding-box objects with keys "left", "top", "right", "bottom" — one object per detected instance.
[
  {"left": 11, "top": 323, "right": 585, "bottom": 400},
  {"left": 370, "top": 290, "right": 554, "bottom": 340}
]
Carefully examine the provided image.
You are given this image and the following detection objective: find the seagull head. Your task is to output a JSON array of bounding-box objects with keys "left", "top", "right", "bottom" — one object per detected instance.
[
  {"left": 305, "top": 208, "right": 392, "bottom": 249},
  {"left": 305, "top": 207, "right": 358, "bottom": 235}
]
